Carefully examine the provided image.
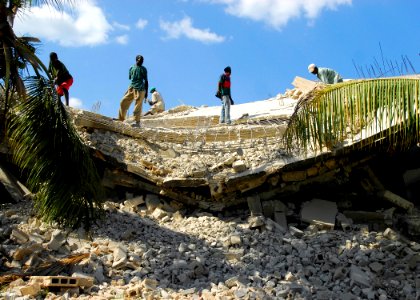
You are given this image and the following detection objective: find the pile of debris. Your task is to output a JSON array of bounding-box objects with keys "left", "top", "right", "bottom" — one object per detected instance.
[
  {"left": 1, "top": 193, "right": 419, "bottom": 299},
  {"left": 1, "top": 77, "right": 419, "bottom": 299}
]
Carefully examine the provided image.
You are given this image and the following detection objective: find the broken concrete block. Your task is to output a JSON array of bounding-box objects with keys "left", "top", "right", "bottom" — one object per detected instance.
[
  {"left": 30, "top": 276, "right": 80, "bottom": 288},
  {"left": 301, "top": 199, "right": 338, "bottom": 229},
  {"left": 368, "top": 262, "right": 383, "bottom": 273},
  {"left": 247, "top": 195, "right": 263, "bottom": 216},
  {"left": 262, "top": 201, "right": 275, "bottom": 218},
  {"left": 151, "top": 207, "right": 168, "bottom": 220},
  {"left": 350, "top": 265, "right": 371, "bottom": 288},
  {"left": 230, "top": 235, "right": 242, "bottom": 246},
  {"left": 248, "top": 216, "right": 265, "bottom": 229},
  {"left": 403, "top": 168, "right": 420, "bottom": 186},
  {"left": 378, "top": 190, "right": 414, "bottom": 212},
  {"left": 222, "top": 155, "right": 237, "bottom": 166},
  {"left": 274, "top": 211, "right": 288, "bottom": 230},
  {"left": 324, "top": 159, "right": 337, "bottom": 170},
  {"left": 112, "top": 246, "right": 127, "bottom": 269},
  {"left": 336, "top": 213, "right": 353, "bottom": 231},
  {"left": 333, "top": 266, "right": 348, "bottom": 280},
  {"left": 232, "top": 160, "right": 247, "bottom": 173},
  {"left": 289, "top": 226, "right": 303, "bottom": 238},
  {"left": 11, "top": 228, "right": 29, "bottom": 244},
  {"left": 46, "top": 229, "right": 66, "bottom": 251},
  {"left": 306, "top": 167, "right": 319, "bottom": 177},
  {"left": 265, "top": 218, "right": 287, "bottom": 233},
  {"left": 383, "top": 228, "right": 399, "bottom": 240},
  {"left": 124, "top": 196, "right": 144, "bottom": 208},
  {"left": 400, "top": 214, "right": 420, "bottom": 237},
  {"left": 274, "top": 200, "right": 287, "bottom": 213},
  {"left": 159, "top": 147, "right": 179, "bottom": 158},
  {"left": 145, "top": 194, "right": 161, "bottom": 212},
  {"left": 70, "top": 273, "right": 94, "bottom": 287},
  {"left": 282, "top": 171, "right": 307, "bottom": 182},
  {"left": 19, "top": 283, "right": 41, "bottom": 297}
]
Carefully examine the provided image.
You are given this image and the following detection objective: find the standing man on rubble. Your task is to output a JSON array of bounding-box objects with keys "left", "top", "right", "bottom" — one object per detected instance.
[
  {"left": 117, "top": 54, "right": 148, "bottom": 128},
  {"left": 308, "top": 63, "right": 343, "bottom": 84},
  {"left": 217, "top": 66, "right": 234, "bottom": 125}
]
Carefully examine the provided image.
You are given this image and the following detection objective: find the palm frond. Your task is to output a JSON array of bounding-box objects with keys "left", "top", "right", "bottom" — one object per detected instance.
[
  {"left": 8, "top": 76, "right": 104, "bottom": 229},
  {"left": 284, "top": 78, "right": 420, "bottom": 154}
]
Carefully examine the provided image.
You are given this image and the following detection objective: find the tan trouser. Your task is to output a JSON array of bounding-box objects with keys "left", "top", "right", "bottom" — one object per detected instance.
[
  {"left": 118, "top": 87, "right": 145, "bottom": 122},
  {"left": 150, "top": 104, "right": 164, "bottom": 115}
]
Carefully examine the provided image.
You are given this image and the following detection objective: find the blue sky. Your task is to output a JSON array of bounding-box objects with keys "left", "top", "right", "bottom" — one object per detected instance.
[{"left": 14, "top": 0, "right": 420, "bottom": 118}]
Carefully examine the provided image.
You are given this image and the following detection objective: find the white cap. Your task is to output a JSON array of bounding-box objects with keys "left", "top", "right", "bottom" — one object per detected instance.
[{"left": 308, "top": 63, "right": 316, "bottom": 73}]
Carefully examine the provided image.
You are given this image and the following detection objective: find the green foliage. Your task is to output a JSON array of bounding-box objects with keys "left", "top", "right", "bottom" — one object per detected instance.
[
  {"left": 1, "top": 0, "right": 104, "bottom": 231},
  {"left": 8, "top": 77, "right": 104, "bottom": 229},
  {"left": 284, "top": 78, "right": 420, "bottom": 154}
]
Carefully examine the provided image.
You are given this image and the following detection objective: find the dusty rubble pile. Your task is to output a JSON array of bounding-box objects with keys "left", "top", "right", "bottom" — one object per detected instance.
[
  {"left": 78, "top": 126, "right": 287, "bottom": 180},
  {"left": 76, "top": 94, "right": 297, "bottom": 181},
  {"left": 1, "top": 194, "right": 419, "bottom": 300}
]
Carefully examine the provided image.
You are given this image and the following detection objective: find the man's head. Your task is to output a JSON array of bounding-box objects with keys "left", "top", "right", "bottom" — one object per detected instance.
[
  {"left": 136, "top": 55, "right": 144, "bottom": 66},
  {"left": 224, "top": 66, "right": 231, "bottom": 74},
  {"left": 308, "top": 63, "right": 318, "bottom": 74},
  {"left": 50, "top": 52, "right": 58, "bottom": 61},
  {"left": 150, "top": 87, "right": 156, "bottom": 93}
]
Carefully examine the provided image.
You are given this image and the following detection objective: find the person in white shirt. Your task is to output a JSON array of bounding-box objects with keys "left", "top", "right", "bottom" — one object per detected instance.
[
  {"left": 308, "top": 63, "right": 343, "bottom": 84},
  {"left": 144, "top": 87, "right": 165, "bottom": 116}
]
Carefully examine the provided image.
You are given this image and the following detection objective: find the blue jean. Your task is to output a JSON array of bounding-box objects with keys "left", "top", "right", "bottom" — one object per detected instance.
[{"left": 220, "top": 95, "right": 231, "bottom": 124}]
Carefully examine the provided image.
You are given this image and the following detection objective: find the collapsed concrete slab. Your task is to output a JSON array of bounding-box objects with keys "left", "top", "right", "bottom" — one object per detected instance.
[{"left": 300, "top": 199, "right": 338, "bottom": 229}]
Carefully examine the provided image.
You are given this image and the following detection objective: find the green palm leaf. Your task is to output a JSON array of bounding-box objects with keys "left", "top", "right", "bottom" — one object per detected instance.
[
  {"left": 284, "top": 78, "right": 420, "bottom": 154},
  {"left": 8, "top": 76, "right": 104, "bottom": 229}
]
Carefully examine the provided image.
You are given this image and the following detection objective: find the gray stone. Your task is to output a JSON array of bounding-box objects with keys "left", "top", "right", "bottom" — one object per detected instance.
[
  {"left": 230, "top": 234, "right": 242, "bottom": 246},
  {"left": 369, "top": 262, "right": 384, "bottom": 273},
  {"left": 333, "top": 266, "right": 348, "bottom": 280},
  {"left": 350, "top": 265, "right": 371, "bottom": 288},
  {"left": 11, "top": 228, "right": 29, "bottom": 244},
  {"left": 301, "top": 199, "right": 338, "bottom": 229},
  {"left": 248, "top": 215, "right": 265, "bottom": 228},
  {"left": 46, "top": 229, "right": 66, "bottom": 251},
  {"left": 289, "top": 226, "right": 304, "bottom": 237},
  {"left": 274, "top": 211, "right": 288, "bottom": 229},
  {"left": 124, "top": 196, "right": 144, "bottom": 208},
  {"left": 145, "top": 194, "right": 161, "bottom": 211},
  {"left": 234, "top": 288, "right": 248, "bottom": 298},
  {"left": 232, "top": 160, "right": 247, "bottom": 173},
  {"left": 247, "top": 196, "right": 263, "bottom": 216}
]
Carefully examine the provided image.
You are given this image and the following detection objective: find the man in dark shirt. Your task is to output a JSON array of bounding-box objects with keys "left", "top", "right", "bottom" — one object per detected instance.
[
  {"left": 218, "top": 66, "right": 233, "bottom": 124},
  {"left": 48, "top": 52, "right": 73, "bottom": 106}
]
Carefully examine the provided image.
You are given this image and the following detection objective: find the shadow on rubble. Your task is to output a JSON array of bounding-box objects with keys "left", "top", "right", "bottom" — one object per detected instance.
[
  {"left": 82, "top": 142, "right": 420, "bottom": 296},
  {"left": 87, "top": 206, "right": 256, "bottom": 292},
  {"left": 100, "top": 203, "right": 418, "bottom": 299}
]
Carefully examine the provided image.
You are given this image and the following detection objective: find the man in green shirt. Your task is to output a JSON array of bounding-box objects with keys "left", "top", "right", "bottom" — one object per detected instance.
[
  {"left": 118, "top": 55, "right": 148, "bottom": 127},
  {"left": 308, "top": 63, "right": 343, "bottom": 84}
]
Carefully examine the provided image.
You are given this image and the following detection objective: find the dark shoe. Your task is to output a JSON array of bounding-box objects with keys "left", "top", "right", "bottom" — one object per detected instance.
[
  {"left": 131, "top": 122, "right": 141, "bottom": 128},
  {"left": 112, "top": 118, "right": 121, "bottom": 121}
]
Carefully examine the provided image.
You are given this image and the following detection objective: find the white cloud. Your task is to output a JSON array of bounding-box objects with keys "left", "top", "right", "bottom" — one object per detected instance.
[
  {"left": 205, "top": 0, "right": 352, "bottom": 29},
  {"left": 116, "top": 35, "right": 129, "bottom": 45},
  {"left": 136, "top": 19, "right": 148, "bottom": 30},
  {"left": 69, "top": 97, "right": 83, "bottom": 108},
  {"left": 113, "top": 22, "right": 130, "bottom": 31},
  {"left": 160, "top": 16, "right": 225, "bottom": 44},
  {"left": 14, "top": 0, "right": 113, "bottom": 47}
]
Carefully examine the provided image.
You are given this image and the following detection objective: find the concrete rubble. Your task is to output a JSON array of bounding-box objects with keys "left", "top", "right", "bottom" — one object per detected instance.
[
  {"left": 1, "top": 196, "right": 419, "bottom": 300},
  {"left": 1, "top": 78, "right": 420, "bottom": 300}
]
